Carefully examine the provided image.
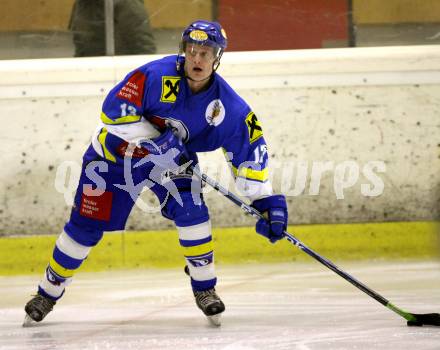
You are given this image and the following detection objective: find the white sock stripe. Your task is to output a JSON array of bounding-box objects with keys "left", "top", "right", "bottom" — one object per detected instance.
[
  {"left": 187, "top": 262, "right": 216, "bottom": 282},
  {"left": 56, "top": 231, "right": 91, "bottom": 260},
  {"left": 39, "top": 276, "right": 71, "bottom": 299},
  {"left": 177, "top": 221, "right": 212, "bottom": 241}
]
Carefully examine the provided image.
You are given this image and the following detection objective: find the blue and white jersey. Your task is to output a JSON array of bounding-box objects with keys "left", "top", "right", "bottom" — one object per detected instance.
[{"left": 91, "top": 55, "right": 272, "bottom": 200}]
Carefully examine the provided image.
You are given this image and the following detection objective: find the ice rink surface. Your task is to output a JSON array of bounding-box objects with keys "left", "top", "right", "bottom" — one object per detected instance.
[{"left": 0, "top": 260, "right": 439, "bottom": 350}]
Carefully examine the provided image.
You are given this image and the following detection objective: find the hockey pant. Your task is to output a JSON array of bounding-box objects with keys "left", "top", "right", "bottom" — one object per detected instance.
[{"left": 38, "top": 145, "right": 216, "bottom": 300}]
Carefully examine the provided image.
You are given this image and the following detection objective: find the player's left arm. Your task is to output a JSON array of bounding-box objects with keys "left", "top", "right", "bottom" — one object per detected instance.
[{"left": 222, "top": 110, "right": 288, "bottom": 243}]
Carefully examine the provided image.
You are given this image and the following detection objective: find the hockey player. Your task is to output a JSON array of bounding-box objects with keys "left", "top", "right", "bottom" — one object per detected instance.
[{"left": 24, "top": 20, "right": 288, "bottom": 327}]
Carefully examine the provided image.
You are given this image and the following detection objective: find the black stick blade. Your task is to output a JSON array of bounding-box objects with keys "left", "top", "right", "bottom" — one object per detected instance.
[{"left": 407, "top": 313, "right": 440, "bottom": 327}]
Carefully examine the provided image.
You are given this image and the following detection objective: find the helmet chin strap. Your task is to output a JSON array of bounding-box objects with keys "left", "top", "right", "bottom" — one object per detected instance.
[{"left": 185, "top": 74, "right": 211, "bottom": 83}]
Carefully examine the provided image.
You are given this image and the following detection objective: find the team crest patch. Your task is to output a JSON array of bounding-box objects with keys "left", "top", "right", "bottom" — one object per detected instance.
[
  {"left": 160, "top": 76, "right": 180, "bottom": 103},
  {"left": 246, "top": 111, "right": 263, "bottom": 143},
  {"left": 189, "top": 30, "right": 208, "bottom": 41},
  {"left": 205, "top": 99, "right": 225, "bottom": 126}
]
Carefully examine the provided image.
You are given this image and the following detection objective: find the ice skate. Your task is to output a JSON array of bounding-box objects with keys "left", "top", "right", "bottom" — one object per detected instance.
[
  {"left": 194, "top": 288, "right": 225, "bottom": 326},
  {"left": 23, "top": 294, "right": 56, "bottom": 327}
]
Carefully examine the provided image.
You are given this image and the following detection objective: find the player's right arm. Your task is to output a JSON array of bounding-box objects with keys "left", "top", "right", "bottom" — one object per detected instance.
[
  {"left": 92, "top": 67, "right": 186, "bottom": 170},
  {"left": 91, "top": 69, "right": 159, "bottom": 162}
]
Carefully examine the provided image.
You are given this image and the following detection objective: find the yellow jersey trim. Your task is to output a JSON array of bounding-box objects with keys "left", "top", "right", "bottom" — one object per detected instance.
[
  {"left": 232, "top": 165, "right": 269, "bottom": 182},
  {"left": 98, "top": 128, "right": 117, "bottom": 163},
  {"left": 100, "top": 112, "right": 141, "bottom": 125}
]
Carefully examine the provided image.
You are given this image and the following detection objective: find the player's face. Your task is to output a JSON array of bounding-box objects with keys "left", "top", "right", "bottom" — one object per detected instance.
[{"left": 184, "top": 44, "right": 216, "bottom": 82}]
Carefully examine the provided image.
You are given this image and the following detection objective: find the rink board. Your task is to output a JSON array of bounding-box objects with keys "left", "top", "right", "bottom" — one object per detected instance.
[{"left": 0, "top": 221, "right": 438, "bottom": 276}]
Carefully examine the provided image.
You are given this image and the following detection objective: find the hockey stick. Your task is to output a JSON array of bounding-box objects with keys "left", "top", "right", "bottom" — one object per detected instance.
[{"left": 190, "top": 165, "right": 440, "bottom": 327}]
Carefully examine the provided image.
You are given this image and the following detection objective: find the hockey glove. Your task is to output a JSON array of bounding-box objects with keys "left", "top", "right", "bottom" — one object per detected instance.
[
  {"left": 139, "top": 128, "right": 188, "bottom": 170},
  {"left": 252, "top": 195, "right": 288, "bottom": 243}
]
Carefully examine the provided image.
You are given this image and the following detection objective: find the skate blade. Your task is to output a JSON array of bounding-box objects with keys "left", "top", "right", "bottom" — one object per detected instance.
[
  {"left": 22, "top": 314, "right": 37, "bottom": 327},
  {"left": 207, "top": 314, "right": 222, "bottom": 327}
]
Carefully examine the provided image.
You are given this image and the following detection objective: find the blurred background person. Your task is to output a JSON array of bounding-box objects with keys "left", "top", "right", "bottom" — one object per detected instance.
[{"left": 70, "top": 0, "right": 156, "bottom": 57}]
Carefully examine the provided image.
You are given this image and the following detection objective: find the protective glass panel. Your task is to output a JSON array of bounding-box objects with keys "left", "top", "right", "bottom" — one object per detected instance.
[{"left": 0, "top": 0, "right": 439, "bottom": 59}]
